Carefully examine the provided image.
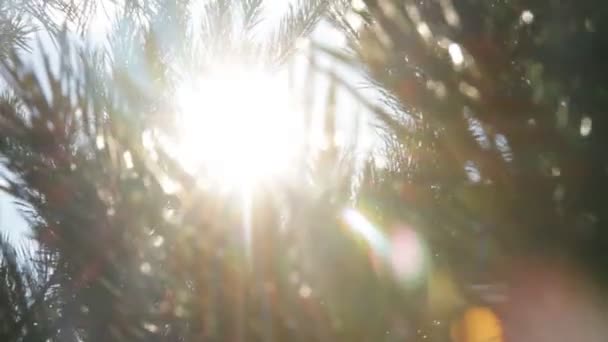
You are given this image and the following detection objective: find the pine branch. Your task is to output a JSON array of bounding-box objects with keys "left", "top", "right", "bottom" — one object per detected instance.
[
  {"left": 0, "top": 1, "right": 35, "bottom": 57},
  {"left": 269, "top": 0, "right": 332, "bottom": 64},
  {"left": 0, "top": 234, "right": 56, "bottom": 341}
]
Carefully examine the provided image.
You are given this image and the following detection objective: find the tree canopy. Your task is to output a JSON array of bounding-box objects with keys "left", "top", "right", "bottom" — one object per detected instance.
[{"left": 1, "top": 0, "right": 608, "bottom": 341}]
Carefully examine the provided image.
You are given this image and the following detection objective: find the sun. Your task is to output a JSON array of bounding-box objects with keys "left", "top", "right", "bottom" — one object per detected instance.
[{"left": 172, "top": 65, "right": 304, "bottom": 189}]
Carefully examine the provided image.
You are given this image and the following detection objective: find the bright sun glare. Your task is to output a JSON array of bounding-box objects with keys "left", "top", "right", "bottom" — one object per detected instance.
[{"left": 174, "top": 66, "right": 303, "bottom": 188}]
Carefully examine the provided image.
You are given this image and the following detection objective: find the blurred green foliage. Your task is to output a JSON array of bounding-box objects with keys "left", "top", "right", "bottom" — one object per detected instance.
[{"left": 1, "top": 0, "right": 608, "bottom": 341}]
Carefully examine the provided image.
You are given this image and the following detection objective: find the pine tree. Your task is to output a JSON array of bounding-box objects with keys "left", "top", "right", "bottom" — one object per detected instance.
[
  {"left": 0, "top": 1, "right": 361, "bottom": 341},
  {"left": 3, "top": 0, "right": 608, "bottom": 341},
  {"left": 327, "top": 0, "right": 608, "bottom": 339}
]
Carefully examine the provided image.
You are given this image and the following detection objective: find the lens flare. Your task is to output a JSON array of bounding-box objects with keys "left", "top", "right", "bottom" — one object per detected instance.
[
  {"left": 342, "top": 209, "right": 390, "bottom": 256},
  {"left": 342, "top": 209, "right": 427, "bottom": 283},
  {"left": 390, "top": 227, "right": 425, "bottom": 282}
]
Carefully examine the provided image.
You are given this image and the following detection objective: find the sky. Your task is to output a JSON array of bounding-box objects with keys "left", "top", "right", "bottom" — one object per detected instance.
[{"left": 0, "top": 166, "right": 30, "bottom": 249}]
